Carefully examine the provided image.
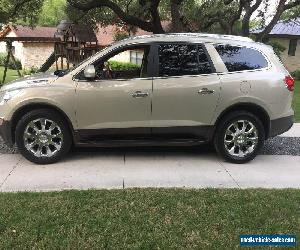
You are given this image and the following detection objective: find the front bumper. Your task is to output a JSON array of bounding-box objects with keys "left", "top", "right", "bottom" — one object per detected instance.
[
  {"left": 0, "top": 118, "right": 13, "bottom": 147},
  {"left": 269, "top": 115, "right": 294, "bottom": 138}
]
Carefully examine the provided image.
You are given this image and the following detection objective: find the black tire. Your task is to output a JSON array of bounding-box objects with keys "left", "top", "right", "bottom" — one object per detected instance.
[
  {"left": 214, "top": 111, "right": 265, "bottom": 164},
  {"left": 15, "top": 109, "right": 72, "bottom": 164}
]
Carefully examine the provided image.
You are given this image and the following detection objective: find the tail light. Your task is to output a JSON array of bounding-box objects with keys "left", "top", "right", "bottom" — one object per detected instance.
[{"left": 285, "top": 76, "right": 295, "bottom": 91}]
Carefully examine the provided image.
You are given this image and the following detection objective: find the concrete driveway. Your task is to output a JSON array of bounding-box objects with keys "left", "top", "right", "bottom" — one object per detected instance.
[
  {"left": 0, "top": 144, "right": 300, "bottom": 192},
  {"left": 1, "top": 123, "right": 300, "bottom": 192}
]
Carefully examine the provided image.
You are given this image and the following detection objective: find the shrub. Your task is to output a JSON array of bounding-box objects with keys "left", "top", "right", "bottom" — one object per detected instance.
[
  {"left": 266, "top": 41, "right": 286, "bottom": 59},
  {"left": 108, "top": 60, "right": 140, "bottom": 71},
  {"left": 291, "top": 70, "right": 300, "bottom": 80},
  {"left": 0, "top": 53, "right": 22, "bottom": 70},
  {"left": 113, "top": 32, "right": 130, "bottom": 42}
]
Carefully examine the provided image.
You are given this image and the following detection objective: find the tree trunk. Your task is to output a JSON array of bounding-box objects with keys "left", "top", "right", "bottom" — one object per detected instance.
[
  {"left": 256, "top": 0, "right": 287, "bottom": 42},
  {"left": 241, "top": 12, "right": 252, "bottom": 37},
  {"left": 170, "top": 0, "right": 184, "bottom": 32},
  {"left": 241, "top": 0, "right": 263, "bottom": 37},
  {"left": 150, "top": 0, "right": 165, "bottom": 33}
]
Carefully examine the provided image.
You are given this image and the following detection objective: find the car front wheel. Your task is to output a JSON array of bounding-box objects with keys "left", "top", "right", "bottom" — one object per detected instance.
[
  {"left": 214, "top": 111, "right": 265, "bottom": 164},
  {"left": 16, "top": 109, "right": 72, "bottom": 164}
]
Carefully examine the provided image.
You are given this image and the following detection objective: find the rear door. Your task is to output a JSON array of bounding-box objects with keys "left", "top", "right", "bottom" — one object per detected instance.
[{"left": 151, "top": 43, "right": 221, "bottom": 139}]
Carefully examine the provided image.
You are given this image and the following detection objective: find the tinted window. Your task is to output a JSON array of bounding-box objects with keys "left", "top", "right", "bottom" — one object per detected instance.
[
  {"left": 158, "top": 44, "right": 212, "bottom": 77},
  {"left": 215, "top": 45, "right": 268, "bottom": 72}
]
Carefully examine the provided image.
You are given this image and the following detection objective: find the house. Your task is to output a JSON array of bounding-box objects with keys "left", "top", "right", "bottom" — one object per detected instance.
[
  {"left": 95, "top": 22, "right": 172, "bottom": 65},
  {"left": 251, "top": 18, "right": 300, "bottom": 72},
  {"left": 95, "top": 25, "right": 153, "bottom": 66},
  {"left": 0, "top": 25, "right": 57, "bottom": 70},
  {"left": 0, "top": 22, "right": 171, "bottom": 70}
]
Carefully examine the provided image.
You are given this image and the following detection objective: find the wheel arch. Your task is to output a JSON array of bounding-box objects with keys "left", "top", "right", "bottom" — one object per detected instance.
[
  {"left": 213, "top": 103, "right": 270, "bottom": 139},
  {"left": 11, "top": 103, "right": 75, "bottom": 144}
]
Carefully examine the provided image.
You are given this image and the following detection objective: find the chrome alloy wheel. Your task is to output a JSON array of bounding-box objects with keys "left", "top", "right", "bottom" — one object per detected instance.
[
  {"left": 23, "top": 118, "right": 63, "bottom": 158},
  {"left": 224, "top": 120, "right": 259, "bottom": 158}
]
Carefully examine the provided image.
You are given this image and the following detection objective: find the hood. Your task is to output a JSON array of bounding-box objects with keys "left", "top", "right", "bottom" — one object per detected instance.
[{"left": 0, "top": 72, "right": 58, "bottom": 92}]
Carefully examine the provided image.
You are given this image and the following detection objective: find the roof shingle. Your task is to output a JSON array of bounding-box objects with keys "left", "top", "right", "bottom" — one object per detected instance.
[{"left": 251, "top": 18, "right": 300, "bottom": 36}]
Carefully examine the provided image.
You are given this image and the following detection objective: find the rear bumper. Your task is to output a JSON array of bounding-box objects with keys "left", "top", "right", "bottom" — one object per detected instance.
[
  {"left": 269, "top": 115, "right": 294, "bottom": 138},
  {"left": 0, "top": 118, "right": 13, "bottom": 147}
]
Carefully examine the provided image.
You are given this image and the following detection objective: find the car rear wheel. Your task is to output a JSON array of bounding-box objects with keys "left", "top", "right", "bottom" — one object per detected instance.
[
  {"left": 214, "top": 111, "right": 265, "bottom": 164},
  {"left": 16, "top": 109, "right": 72, "bottom": 164}
]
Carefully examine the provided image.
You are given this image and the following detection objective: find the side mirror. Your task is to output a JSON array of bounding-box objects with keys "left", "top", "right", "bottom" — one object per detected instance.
[{"left": 84, "top": 65, "right": 96, "bottom": 79}]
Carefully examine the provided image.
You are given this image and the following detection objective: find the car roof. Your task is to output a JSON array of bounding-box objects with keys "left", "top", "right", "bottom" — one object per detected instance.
[{"left": 113, "top": 33, "right": 263, "bottom": 48}]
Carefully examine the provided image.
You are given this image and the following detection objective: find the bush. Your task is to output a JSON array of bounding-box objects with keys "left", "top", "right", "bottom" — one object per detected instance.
[
  {"left": 108, "top": 60, "right": 140, "bottom": 71},
  {"left": 0, "top": 53, "right": 22, "bottom": 70},
  {"left": 291, "top": 70, "right": 300, "bottom": 80},
  {"left": 113, "top": 32, "right": 130, "bottom": 42},
  {"left": 266, "top": 41, "right": 286, "bottom": 59},
  {"left": 23, "top": 67, "right": 38, "bottom": 76}
]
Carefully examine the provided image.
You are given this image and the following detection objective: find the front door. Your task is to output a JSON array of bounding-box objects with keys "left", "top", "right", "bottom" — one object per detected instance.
[
  {"left": 152, "top": 43, "right": 221, "bottom": 139},
  {"left": 75, "top": 44, "right": 153, "bottom": 141}
]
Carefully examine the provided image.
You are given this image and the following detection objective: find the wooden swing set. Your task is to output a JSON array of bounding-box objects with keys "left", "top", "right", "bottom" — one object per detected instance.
[
  {"left": 0, "top": 21, "right": 100, "bottom": 84},
  {"left": 0, "top": 36, "right": 59, "bottom": 85},
  {"left": 0, "top": 38, "right": 23, "bottom": 85}
]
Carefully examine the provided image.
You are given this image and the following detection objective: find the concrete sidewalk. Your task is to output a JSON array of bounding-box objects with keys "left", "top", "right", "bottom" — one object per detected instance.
[{"left": 0, "top": 149, "right": 299, "bottom": 192}]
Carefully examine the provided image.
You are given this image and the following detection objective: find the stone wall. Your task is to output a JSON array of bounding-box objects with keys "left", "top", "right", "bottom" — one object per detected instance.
[
  {"left": 270, "top": 37, "right": 300, "bottom": 73},
  {"left": 0, "top": 29, "right": 55, "bottom": 70},
  {"left": 22, "top": 42, "right": 55, "bottom": 70}
]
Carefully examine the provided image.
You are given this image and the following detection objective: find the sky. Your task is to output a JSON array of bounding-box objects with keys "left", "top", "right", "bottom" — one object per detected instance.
[{"left": 253, "top": 0, "right": 278, "bottom": 21}]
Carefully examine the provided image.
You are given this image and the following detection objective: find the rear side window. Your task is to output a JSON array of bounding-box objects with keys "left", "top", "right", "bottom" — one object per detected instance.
[
  {"left": 215, "top": 45, "right": 268, "bottom": 72},
  {"left": 158, "top": 44, "right": 212, "bottom": 77}
]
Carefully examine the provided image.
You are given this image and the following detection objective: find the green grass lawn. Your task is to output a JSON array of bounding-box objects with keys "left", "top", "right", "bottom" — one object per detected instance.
[
  {"left": 0, "top": 66, "right": 19, "bottom": 84},
  {"left": 293, "top": 81, "right": 300, "bottom": 122},
  {"left": 0, "top": 189, "right": 299, "bottom": 249}
]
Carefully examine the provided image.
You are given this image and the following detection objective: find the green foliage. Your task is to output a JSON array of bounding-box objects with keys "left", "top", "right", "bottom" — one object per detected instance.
[
  {"left": 109, "top": 60, "right": 140, "bottom": 71},
  {"left": 113, "top": 32, "right": 130, "bottom": 42},
  {"left": 280, "top": 6, "right": 300, "bottom": 20},
  {"left": 293, "top": 80, "right": 300, "bottom": 121},
  {"left": 66, "top": 0, "right": 131, "bottom": 30},
  {"left": 0, "top": 53, "right": 22, "bottom": 70},
  {"left": 15, "top": 0, "right": 67, "bottom": 27},
  {"left": 291, "top": 70, "right": 300, "bottom": 80},
  {"left": 23, "top": 67, "right": 39, "bottom": 75},
  {"left": 266, "top": 41, "right": 286, "bottom": 59},
  {"left": 38, "top": 0, "right": 67, "bottom": 26},
  {"left": 0, "top": 0, "right": 44, "bottom": 26}
]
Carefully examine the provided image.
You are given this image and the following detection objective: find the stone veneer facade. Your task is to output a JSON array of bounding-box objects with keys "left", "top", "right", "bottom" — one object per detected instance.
[
  {"left": 0, "top": 30, "right": 55, "bottom": 70},
  {"left": 21, "top": 42, "right": 54, "bottom": 70},
  {"left": 269, "top": 37, "right": 300, "bottom": 73}
]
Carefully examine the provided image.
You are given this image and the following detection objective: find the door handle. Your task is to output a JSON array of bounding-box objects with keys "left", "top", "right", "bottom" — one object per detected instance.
[
  {"left": 131, "top": 91, "right": 149, "bottom": 98},
  {"left": 198, "top": 88, "right": 215, "bottom": 95}
]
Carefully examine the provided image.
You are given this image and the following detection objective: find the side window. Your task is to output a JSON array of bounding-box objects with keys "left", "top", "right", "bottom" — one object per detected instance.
[
  {"left": 158, "top": 44, "right": 212, "bottom": 77},
  {"left": 77, "top": 45, "right": 150, "bottom": 81},
  {"left": 215, "top": 45, "right": 268, "bottom": 72}
]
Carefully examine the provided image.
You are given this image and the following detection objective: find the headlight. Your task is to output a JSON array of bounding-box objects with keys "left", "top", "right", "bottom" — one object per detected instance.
[{"left": 0, "top": 89, "right": 21, "bottom": 105}]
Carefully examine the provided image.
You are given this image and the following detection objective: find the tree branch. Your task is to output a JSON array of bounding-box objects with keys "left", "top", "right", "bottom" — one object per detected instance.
[
  {"left": 68, "top": 0, "right": 155, "bottom": 32},
  {"left": 284, "top": 0, "right": 300, "bottom": 10},
  {"left": 10, "top": 0, "right": 34, "bottom": 17},
  {"left": 241, "top": 0, "right": 263, "bottom": 36},
  {"left": 256, "top": 0, "right": 300, "bottom": 41}
]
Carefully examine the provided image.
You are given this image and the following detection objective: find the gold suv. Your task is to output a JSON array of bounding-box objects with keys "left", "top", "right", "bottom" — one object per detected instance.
[{"left": 0, "top": 34, "right": 294, "bottom": 164}]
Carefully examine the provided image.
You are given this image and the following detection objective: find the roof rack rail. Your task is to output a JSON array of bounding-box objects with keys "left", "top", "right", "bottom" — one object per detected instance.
[{"left": 125, "top": 33, "right": 253, "bottom": 43}]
